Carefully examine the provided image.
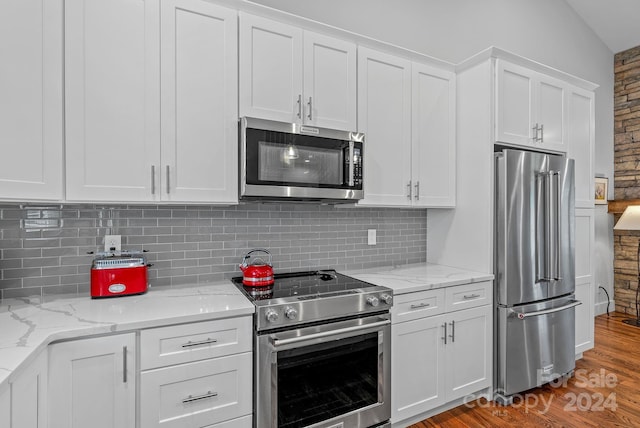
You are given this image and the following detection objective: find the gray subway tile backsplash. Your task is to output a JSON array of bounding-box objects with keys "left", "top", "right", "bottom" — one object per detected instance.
[{"left": 0, "top": 203, "right": 427, "bottom": 300}]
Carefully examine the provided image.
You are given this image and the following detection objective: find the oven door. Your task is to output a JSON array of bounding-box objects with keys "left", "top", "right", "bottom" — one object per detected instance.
[
  {"left": 256, "top": 314, "right": 391, "bottom": 428},
  {"left": 240, "top": 117, "right": 364, "bottom": 201}
]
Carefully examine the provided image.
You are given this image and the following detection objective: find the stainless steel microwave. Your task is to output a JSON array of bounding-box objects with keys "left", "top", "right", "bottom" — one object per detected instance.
[{"left": 239, "top": 117, "right": 364, "bottom": 202}]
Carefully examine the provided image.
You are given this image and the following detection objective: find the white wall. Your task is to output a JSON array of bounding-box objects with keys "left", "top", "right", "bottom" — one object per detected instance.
[{"left": 247, "top": 0, "right": 615, "bottom": 312}]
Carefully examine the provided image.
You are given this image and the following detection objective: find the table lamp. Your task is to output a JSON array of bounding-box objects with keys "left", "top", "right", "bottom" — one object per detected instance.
[{"left": 614, "top": 205, "right": 640, "bottom": 327}]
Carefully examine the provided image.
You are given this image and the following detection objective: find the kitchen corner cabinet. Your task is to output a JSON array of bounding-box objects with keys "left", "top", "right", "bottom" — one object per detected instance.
[
  {"left": 48, "top": 333, "right": 136, "bottom": 428},
  {"left": 358, "top": 48, "right": 456, "bottom": 207},
  {"left": 575, "top": 208, "right": 595, "bottom": 354},
  {"left": 239, "top": 13, "right": 357, "bottom": 131},
  {"left": 65, "top": 0, "right": 238, "bottom": 203},
  {"left": 0, "top": 0, "right": 63, "bottom": 201},
  {"left": 391, "top": 282, "right": 492, "bottom": 425},
  {"left": 10, "top": 349, "right": 48, "bottom": 428},
  {"left": 495, "top": 60, "right": 566, "bottom": 152}
]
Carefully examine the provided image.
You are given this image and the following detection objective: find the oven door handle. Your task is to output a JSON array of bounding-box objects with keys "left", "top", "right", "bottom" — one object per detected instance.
[{"left": 271, "top": 319, "right": 390, "bottom": 348}]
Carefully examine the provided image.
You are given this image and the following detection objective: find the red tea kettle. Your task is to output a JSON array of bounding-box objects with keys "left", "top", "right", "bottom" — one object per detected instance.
[{"left": 239, "top": 249, "right": 274, "bottom": 286}]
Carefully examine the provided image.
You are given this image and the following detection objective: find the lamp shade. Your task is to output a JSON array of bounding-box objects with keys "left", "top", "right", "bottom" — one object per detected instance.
[{"left": 614, "top": 205, "right": 640, "bottom": 230}]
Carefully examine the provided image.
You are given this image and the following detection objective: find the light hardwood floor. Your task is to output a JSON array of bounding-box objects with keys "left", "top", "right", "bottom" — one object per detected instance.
[{"left": 409, "top": 312, "right": 640, "bottom": 427}]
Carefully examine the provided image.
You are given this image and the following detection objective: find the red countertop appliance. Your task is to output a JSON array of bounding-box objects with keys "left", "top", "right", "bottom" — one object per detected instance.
[
  {"left": 91, "top": 251, "right": 149, "bottom": 298},
  {"left": 239, "top": 249, "right": 274, "bottom": 287}
]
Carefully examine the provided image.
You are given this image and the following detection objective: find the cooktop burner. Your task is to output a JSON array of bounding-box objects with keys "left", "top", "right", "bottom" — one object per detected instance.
[
  {"left": 232, "top": 270, "right": 375, "bottom": 300},
  {"left": 232, "top": 269, "right": 393, "bottom": 331}
]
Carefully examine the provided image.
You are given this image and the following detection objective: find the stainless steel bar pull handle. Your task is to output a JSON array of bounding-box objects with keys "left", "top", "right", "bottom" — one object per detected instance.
[
  {"left": 442, "top": 323, "right": 447, "bottom": 344},
  {"left": 510, "top": 300, "right": 581, "bottom": 319},
  {"left": 550, "top": 171, "right": 561, "bottom": 280},
  {"left": 414, "top": 181, "right": 420, "bottom": 200},
  {"left": 410, "top": 302, "right": 430, "bottom": 309},
  {"left": 296, "top": 94, "right": 302, "bottom": 118},
  {"left": 540, "top": 124, "right": 544, "bottom": 143},
  {"left": 532, "top": 124, "right": 539, "bottom": 141},
  {"left": 182, "top": 391, "right": 218, "bottom": 404},
  {"left": 182, "top": 338, "right": 218, "bottom": 348},
  {"left": 151, "top": 165, "right": 156, "bottom": 195},
  {"left": 123, "top": 346, "right": 128, "bottom": 383},
  {"left": 407, "top": 181, "right": 412, "bottom": 199},
  {"left": 463, "top": 294, "right": 480, "bottom": 300},
  {"left": 166, "top": 165, "right": 170, "bottom": 194},
  {"left": 449, "top": 320, "right": 455, "bottom": 342},
  {"left": 535, "top": 173, "right": 546, "bottom": 282},
  {"left": 307, "top": 97, "right": 313, "bottom": 120},
  {"left": 348, "top": 141, "right": 355, "bottom": 187}
]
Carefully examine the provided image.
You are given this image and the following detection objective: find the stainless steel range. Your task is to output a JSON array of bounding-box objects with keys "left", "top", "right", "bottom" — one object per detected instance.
[{"left": 233, "top": 270, "right": 393, "bottom": 428}]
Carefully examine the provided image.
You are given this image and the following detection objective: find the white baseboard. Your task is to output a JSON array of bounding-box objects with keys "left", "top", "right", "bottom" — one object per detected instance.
[{"left": 595, "top": 299, "right": 614, "bottom": 316}]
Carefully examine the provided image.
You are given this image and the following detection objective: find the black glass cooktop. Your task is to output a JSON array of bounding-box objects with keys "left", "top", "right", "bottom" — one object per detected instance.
[{"left": 231, "top": 270, "right": 373, "bottom": 302}]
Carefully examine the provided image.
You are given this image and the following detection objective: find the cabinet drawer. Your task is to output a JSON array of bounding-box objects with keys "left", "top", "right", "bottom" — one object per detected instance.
[
  {"left": 140, "top": 352, "right": 252, "bottom": 428},
  {"left": 204, "top": 415, "right": 251, "bottom": 428},
  {"left": 445, "top": 281, "right": 492, "bottom": 312},
  {"left": 140, "top": 316, "right": 252, "bottom": 370},
  {"left": 392, "top": 289, "right": 445, "bottom": 323}
]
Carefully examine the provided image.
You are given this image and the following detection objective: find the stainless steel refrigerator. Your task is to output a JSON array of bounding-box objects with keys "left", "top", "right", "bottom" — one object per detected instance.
[{"left": 494, "top": 148, "right": 581, "bottom": 403}]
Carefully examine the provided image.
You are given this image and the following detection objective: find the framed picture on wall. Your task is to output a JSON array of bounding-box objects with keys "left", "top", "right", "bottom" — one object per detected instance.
[{"left": 595, "top": 177, "right": 608, "bottom": 205}]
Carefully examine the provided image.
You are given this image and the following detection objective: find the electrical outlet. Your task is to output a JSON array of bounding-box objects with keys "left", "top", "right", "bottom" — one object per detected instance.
[
  {"left": 104, "top": 235, "right": 121, "bottom": 252},
  {"left": 368, "top": 229, "right": 376, "bottom": 245}
]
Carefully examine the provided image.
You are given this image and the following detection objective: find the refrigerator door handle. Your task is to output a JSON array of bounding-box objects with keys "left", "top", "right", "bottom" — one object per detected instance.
[
  {"left": 535, "top": 172, "right": 548, "bottom": 282},
  {"left": 510, "top": 300, "right": 581, "bottom": 319},
  {"left": 550, "top": 171, "right": 562, "bottom": 281}
]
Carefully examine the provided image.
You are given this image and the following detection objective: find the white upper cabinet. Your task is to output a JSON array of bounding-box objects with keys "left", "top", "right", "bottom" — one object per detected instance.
[
  {"left": 0, "top": 0, "right": 63, "bottom": 201},
  {"left": 496, "top": 60, "right": 566, "bottom": 152},
  {"left": 357, "top": 47, "right": 413, "bottom": 206},
  {"left": 65, "top": 0, "right": 238, "bottom": 203},
  {"left": 65, "top": 0, "right": 160, "bottom": 202},
  {"left": 160, "top": 0, "right": 238, "bottom": 203},
  {"left": 358, "top": 47, "right": 456, "bottom": 207},
  {"left": 240, "top": 13, "right": 357, "bottom": 131},
  {"left": 567, "top": 87, "right": 595, "bottom": 208},
  {"left": 412, "top": 63, "right": 456, "bottom": 207}
]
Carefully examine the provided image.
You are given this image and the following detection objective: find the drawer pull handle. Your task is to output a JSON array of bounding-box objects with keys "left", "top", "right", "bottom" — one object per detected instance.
[
  {"left": 182, "top": 390, "right": 218, "bottom": 404},
  {"left": 410, "top": 302, "right": 430, "bottom": 309},
  {"left": 463, "top": 294, "right": 481, "bottom": 300},
  {"left": 182, "top": 338, "right": 217, "bottom": 348}
]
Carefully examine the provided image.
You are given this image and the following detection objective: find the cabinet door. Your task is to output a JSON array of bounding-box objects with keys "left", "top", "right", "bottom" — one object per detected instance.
[
  {"left": 575, "top": 209, "right": 594, "bottom": 354},
  {"left": 11, "top": 350, "right": 47, "bottom": 428},
  {"left": 495, "top": 60, "right": 534, "bottom": 146},
  {"left": 239, "top": 13, "right": 303, "bottom": 123},
  {"left": 0, "top": 0, "right": 63, "bottom": 200},
  {"left": 412, "top": 63, "right": 456, "bottom": 207},
  {"left": 357, "top": 47, "right": 412, "bottom": 206},
  {"left": 160, "top": 0, "right": 238, "bottom": 203},
  {"left": 303, "top": 31, "right": 356, "bottom": 131},
  {"left": 48, "top": 333, "right": 136, "bottom": 428},
  {"left": 536, "top": 75, "right": 566, "bottom": 152},
  {"left": 0, "top": 385, "right": 8, "bottom": 428},
  {"left": 392, "top": 315, "right": 446, "bottom": 422},
  {"left": 65, "top": 0, "right": 160, "bottom": 202},
  {"left": 445, "top": 305, "right": 492, "bottom": 401},
  {"left": 568, "top": 88, "right": 595, "bottom": 208}
]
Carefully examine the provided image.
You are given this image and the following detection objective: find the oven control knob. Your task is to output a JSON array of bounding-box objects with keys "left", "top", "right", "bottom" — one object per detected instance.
[
  {"left": 284, "top": 307, "right": 298, "bottom": 320},
  {"left": 265, "top": 309, "right": 279, "bottom": 323},
  {"left": 366, "top": 296, "right": 380, "bottom": 307},
  {"left": 380, "top": 294, "right": 393, "bottom": 305}
]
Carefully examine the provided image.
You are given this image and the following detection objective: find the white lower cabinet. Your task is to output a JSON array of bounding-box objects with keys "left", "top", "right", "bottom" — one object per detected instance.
[
  {"left": 140, "top": 316, "right": 253, "bottom": 428},
  {"left": 0, "top": 385, "right": 9, "bottom": 428},
  {"left": 140, "top": 353, "right": 252, "bottom": 427},
  {"left": 48, "top": 333, "right": 136, "bottom": 428},
  {"left": 391, "top": 282, "right": 492, "bottom": 425},
  {"left": 10, "top": 349, "right": 48, "bottom": 428},
  {"left": 574, "top": 208, "right": 595, "bottom": 355}
]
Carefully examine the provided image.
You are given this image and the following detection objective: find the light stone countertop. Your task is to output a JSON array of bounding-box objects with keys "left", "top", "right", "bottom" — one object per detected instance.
[
  {"left": 0, "top": 281, "right": 254, "bottom": 391},
  {"left": 343, "top": 262, "right": 494, "bottom": 295}
]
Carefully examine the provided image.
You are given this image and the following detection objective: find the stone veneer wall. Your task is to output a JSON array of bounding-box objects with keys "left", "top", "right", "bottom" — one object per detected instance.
[
  {"left": 614, "top": 46, "right": 640, "bottom": 315},
  {"left": 0, "top": 203, "right": 426, "bottom": 300}
]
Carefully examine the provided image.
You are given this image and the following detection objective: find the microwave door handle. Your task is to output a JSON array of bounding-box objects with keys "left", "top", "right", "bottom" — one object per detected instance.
[{"left": 348, "top": 141, "right": 355, "bottom": 187}]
